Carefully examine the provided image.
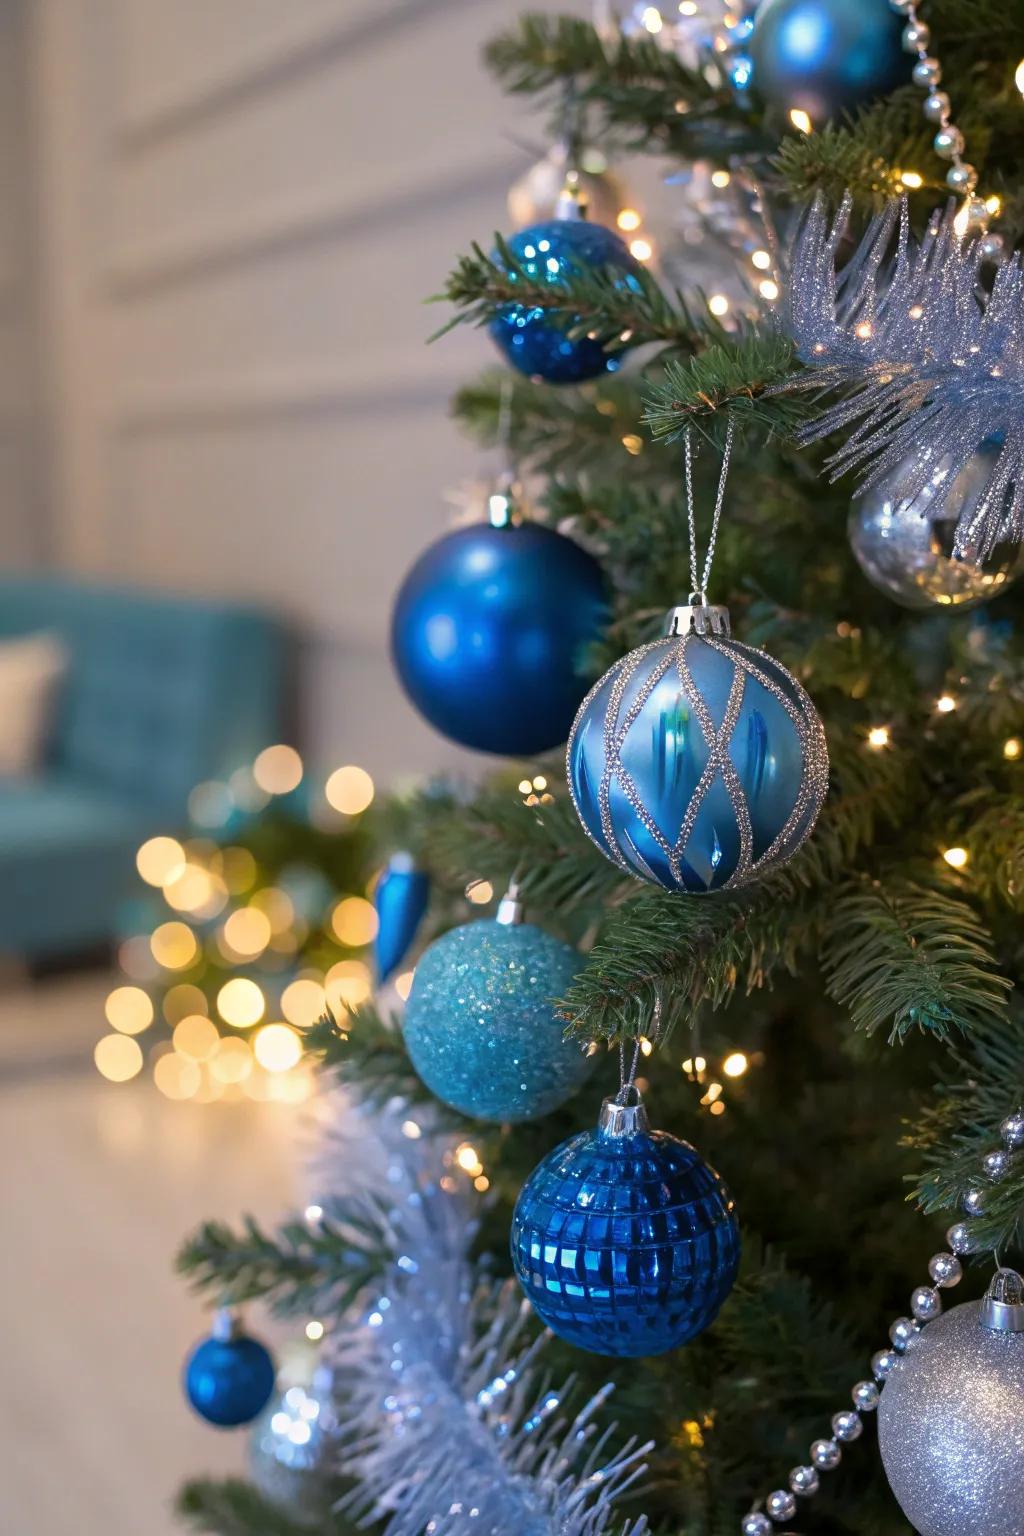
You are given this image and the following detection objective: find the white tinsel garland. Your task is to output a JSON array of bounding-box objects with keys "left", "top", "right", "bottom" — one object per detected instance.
[
  {"left": 306, "top": 1090, "right": 650, "bottom": 1536},
  {"left": 782, "top": 194, "right": 1024, "bottom": 563}
]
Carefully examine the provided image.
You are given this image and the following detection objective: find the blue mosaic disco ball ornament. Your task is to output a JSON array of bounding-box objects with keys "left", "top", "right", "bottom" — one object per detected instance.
[
  {"left": 749, "top": 0, "right": 907, "bottom": 123},
  {"left": 489, "top": 210, "right": 642, "bottom": 384},
  {"left": 391, "top": 497, "right": 608, "bottom": 756},
  {"left": 511, "top": 1090, "right": 740, "bottom": 1356},
  {"left": 184, "top": 1310, "right": 276, "bottom": 1428},
  {"left": 567, "top": 598, "right": 829, "bottom": 893},
  {"left": 402, "top": 887, "right": 594, "bottom": 1122}
]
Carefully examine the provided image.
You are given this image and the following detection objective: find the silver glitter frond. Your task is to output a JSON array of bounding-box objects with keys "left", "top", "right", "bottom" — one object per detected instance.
[
  {"left": 311, "top": 1093, "right": 650, "bottom": 1536},
  {"left": 782, "top": 194, "right": 1024, "bottom": 562}
]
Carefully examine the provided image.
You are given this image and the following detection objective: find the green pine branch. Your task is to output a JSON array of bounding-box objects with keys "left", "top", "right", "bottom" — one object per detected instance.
[
  {"left": 643, "top": 333, "right": 806, "bottom": 439},
  {"left": 821, "top": 876, "right": 1012, "bottom": 1043},
  {"left": 177, "top": 1480, "right": 358, "bottom": 1536},
  {"left": 176, "top": 1211, "right": 388, "bottom": 1316},
  {"left": 303, "top": 1004, "right": 430, "bottom": 1105},
  {"left": 435, "top": 235, "right": 717, "bottom": 353},
  {"left": 772, "top": 91, "right": 937, "bottom": 211}
]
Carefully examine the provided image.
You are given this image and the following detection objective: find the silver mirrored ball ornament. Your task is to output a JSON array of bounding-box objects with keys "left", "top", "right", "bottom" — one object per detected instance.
[{"left": 849, "top": 443, "right": 1024, "bottom": 610}]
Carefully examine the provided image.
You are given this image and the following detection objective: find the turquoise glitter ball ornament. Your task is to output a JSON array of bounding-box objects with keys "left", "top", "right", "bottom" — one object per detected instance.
[
  {"left": 567, "top": 598, "right": 829, "bottom": 894},
  {"left": 489, "top": 186, "right": 642, "bottom": 384},
  {"left": 184, "top": 1310, "right": 276, "bottom": 1428},
  {"left": 511, "top": 1089, "right": 740, "bottom": 1357},
  {"left": 402, "top": 886, "right": 594, "bottom": 1122}
]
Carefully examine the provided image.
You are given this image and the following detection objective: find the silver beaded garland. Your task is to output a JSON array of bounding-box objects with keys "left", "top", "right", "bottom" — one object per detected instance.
[
  {"left": 810, "top": 1438, "right": 841, "bottom": 1470},
  {"left": 911, "top": 1286, "right": 942, "bottom": 1322},
  {"left": 831, "top": 1410, "right": 863, "bottom": 1443},
  {"left": 962, "top": 1186, "right": 986, "bottom": 1216},
  {"left": 852, "top": 1380, "right": 880, "bottom": 1412},
  {"left": 765, "top": 1489, "right": 797, "bottom": 1522},
  {"left": 1001, "top": 1111, "right": 1024, "bottom": 1148},
  {"left": 983, "top": 1148, "right": 1010, "bottom": 1181},
  {"left": 872, "top": 1348, "right": 899, "bottom": 1380},
  {"left": 928, "top": 1252, "right": 962, "bottom": 1288},
  {"left": 788, "top": 1465, "right": 819, "bottom": 1497},
  {"left": 741, "top": 1514, "right": 772, "bottom": 1536},
  {"left": 890, "top": 1316, "right": 920, "bottom": 1350}
]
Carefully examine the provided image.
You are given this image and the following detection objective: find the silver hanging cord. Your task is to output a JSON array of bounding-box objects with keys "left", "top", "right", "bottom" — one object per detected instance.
[
  {"left": 683, "top": 416, "right": 735, "bottom": 601},
  {"left": 617, "top": 995, "right": 662, "bottom": 1100},
  {"left": 497, "top": 376, "right": 514, "bottom": 460}
]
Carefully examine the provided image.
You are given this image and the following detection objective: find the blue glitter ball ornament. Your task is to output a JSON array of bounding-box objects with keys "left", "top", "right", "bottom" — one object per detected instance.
[
  {"left": 749, "top": 0, "right": 907, "bottom": 123},
  {"left": 511, "top": 1091, "right": 740, "bottom": 1356},
  {"left": 391, "top": 512, "right": 608, "bottom": 756},
  {"left": 402, "top": 890, "right": 593, "bottom": 1121},
  {"left": 489, "top": 215, "right": 641, "bottom": 384},
  {"left": 374, "top": 853, "right": 430, "bottom": 983},
  {"left": 567, "top": 602, "right": 828, "bottom": 894},
  {"left": 184, "top": 1311, "right": 276, "bottom": 1428}
]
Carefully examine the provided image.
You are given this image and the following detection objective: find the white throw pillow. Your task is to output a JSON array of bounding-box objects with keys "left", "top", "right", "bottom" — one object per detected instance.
[{"left": 0, "top": 632, "right": 68, "bottom": 776}]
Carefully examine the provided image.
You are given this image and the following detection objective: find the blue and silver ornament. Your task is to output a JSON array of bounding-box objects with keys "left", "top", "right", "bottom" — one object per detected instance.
[
  {"left": 512, "top": 1088, "right": 740, "bottom": 1357},
  {"left": 567, "top": 597, "right": 828, "bottom": 893},
  {"left": 489, "top": 180, "right": 642, "bottom": 384},
  {"left": 402, "top": 884, "right": 595, "bottom": 1122}
]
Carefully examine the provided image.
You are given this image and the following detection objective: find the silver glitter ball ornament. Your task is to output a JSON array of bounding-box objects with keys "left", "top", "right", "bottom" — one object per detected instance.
[
  {"left": 1001, "top": 1111, "right": 1024, "bottom": 1148},
  {"left": 248, "top": 1363, "right": 340, "bottom": 1525},
  {"left": 508, "top": 144, "right": 628, "bottom": 233},
  {"left": 811, "top": 1438, "right": 841, "bottom": 1470},
  {"left": 929, "top": 1253, "right": 963, "bottom": 1288},
  {"left": 912, "top": 1286, "right": 943, "bottom": 1322},
  {"left": 832, "top": 1409, "right": 863, "bottom": 1442},
  {"left": 765, "top": 1489, "right": 797, "bottom": 1521},
  {"left": 983, "top": 1148, "right": 1011, "bottom": 1181},
  {"left": 741, "top": 1514, "right": 772, "bottom": 1536},
  {"left": 789, "top": 1464, "right": 819, "bottom": 1496},
  {"left": 852, "top": 1379, "right": 880, "bottom": 1411},
  {"left": 879, "top": 1296, "right": 1024, "bottom": 1536},
  {"left": 849, "top": 442, "right": 1024, "bottom": 610}
]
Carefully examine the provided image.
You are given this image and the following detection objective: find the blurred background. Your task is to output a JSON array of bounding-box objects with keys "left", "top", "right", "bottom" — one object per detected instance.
[{"left": 0, "top": 0, "right": 581, "bottom": 1530}]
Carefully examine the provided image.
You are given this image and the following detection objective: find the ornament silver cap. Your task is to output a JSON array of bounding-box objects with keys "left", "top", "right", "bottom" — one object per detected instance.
[
  {"left": 980, "top": 1269, "right": 1024, "bottom": 1333},
  {"left": 599, "top": 1085, "right": 650, "bottom": 1138},
  {"left": 487, "top": 471, "right": 524, "bottom": 529},
  {"left": 211, "top": 1306, "right": 242, "bottom": 1341},
  {"left": 496, "top": 881, "right": 525, "bottom": 926},
  {"left": 665, "top": 594, "right": 731, "bottom": 638},
  {"left": 554, "top": 171, "right": 588, "bottom": 222}
]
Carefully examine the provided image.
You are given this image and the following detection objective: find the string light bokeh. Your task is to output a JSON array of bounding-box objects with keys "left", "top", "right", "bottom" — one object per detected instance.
[{"left": 94, "top": 744, "right": 380, "bottom": 1106}]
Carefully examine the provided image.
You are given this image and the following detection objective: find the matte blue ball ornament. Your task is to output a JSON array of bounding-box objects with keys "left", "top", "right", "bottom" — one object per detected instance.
[
  {"left": 567, "top": 598, "right": 828, "bottom": 893},
  {"left": 402, "top": 886, "right": 594, "bottom": 1122},
  {"left": 749, "top": 0, "right": 908, "bottom": 123},
  {"left": 489, "top": 202, "right": 641, "bottom": 384},
  {"left": 511, "top": 1090, "right": 740, "bottom": 1356},
  {"left": 391, "top": 490, "right": 608, "bottom": 756},
  {"left": 184, "top": 1309, "right": 276, "bottom": 1428}
]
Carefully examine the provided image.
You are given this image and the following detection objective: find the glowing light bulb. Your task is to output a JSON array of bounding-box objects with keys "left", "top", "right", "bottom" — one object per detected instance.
[
  {"left": 222, "top": 906, "right": 273, "bottom": 957},
  {"left": 1016, "top": 58, "right": 1024, "bottom": 96},
  {"left": 150, "top": 921, "right": 198, "bottom": 970},
  {"left": 641, "top": 6, "right": 663, "bottom": 32},
  {"left": 1004, "top": 737, "right": 1022, "bottom": 760},
  {"left": 465, "top": 879, "right": 493, "bottom": 905},
  {"left": 331, "top": 896, "right": 379, "bottom": 947},
  {"left": 751, "top": 249, "right": 772, "bottom": 270},
  {"left": 254, "top": 1023, "right": 302, "bottom": 1073},
  {"left": 629, "top": 237, "right": 653, "bottom": 262},
  {"left": 789, "top": 108, "right": 812, "bottom": 134},
  {"left": 758, "top": 279, "right": 780, "bottom": 302},
  {"left": 935, "top": 695, "right": 957, "bottom": 714},
  {"left": 943, "top": 846, "right": 969, "bottom": 869},
  {"left": 281, "top": 978, "right": 327, "bottom": 1027},
  {"left": 252, "top": 744, "right": 303, "bottom": 795},
  {"left": 153, "top": 1053, "right": 201, "bottom": 1100},
  {"left": 723, "top": 1051, "right": 749, "bottom": 1078},
  {"left": 899, "top": 171, "right": 923, "bottom": 190},
  {"left": 325, "top": 958, "right": 372, "bottom": 1012},
  {"left": 105, "top": 986, "right": 154, "bottom": 1036},
  {"left": 136, "top": 836, "right": 186, "bottom": 887},
  {"left": 868, "top": 726, "right": 890, "bottom": 749},
  {"left": 616, "top": 208, "right": 642, "bottom": 231},
  {"left": 172, "top": 1015, "right": 220, "bottom": 1061},
  {"left": 305, "top": 1321, "right": 324, "bottom": 1342},
  {"left": 325, "top": 764, "right": 374, "bottom": 815},
  {"left": 708, "top": 294, "right": 729, "bottom": 317},
  {"left": 95, "top": 1033, "right": 144, "bottom": 1082},
  {"left": 216, "top": 977, "right": 266, "bottom": 1028},
  {"left": 456, "top": 1143, "right": 484, "bottom": 1176}
]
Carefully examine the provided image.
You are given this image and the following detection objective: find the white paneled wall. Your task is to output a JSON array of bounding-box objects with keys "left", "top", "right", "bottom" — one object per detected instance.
[{"left": 29, "top": 0, "right": 575, "bottom": 778}]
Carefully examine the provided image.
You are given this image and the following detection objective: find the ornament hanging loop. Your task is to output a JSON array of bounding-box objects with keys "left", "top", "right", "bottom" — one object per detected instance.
[{"left": 683, "top": 416, "right": 736, "bottom": 600}]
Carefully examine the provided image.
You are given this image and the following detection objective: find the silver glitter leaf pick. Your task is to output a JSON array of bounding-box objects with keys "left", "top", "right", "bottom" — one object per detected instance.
[{"left": 780, "top": 194, "right": 1024, "bottom": 563}]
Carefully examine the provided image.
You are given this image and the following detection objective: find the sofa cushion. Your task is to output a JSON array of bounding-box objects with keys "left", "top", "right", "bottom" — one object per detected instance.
[{"left": 0, "top": 632, "right": 68, "bottom": 775}]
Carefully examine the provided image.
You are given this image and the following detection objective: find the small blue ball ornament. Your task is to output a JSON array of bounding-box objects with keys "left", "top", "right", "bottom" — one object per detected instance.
[
  {"left": 749, "top": 0, "right": 908, "bottom": 123},
  {"left": 489, "top": 215, "right": 641, "bottom": 384},
  {"left": 567, "top": 600, "right": 828, "bottom": 893},
  {"left": 391, "top": 507, "right": 608, "bottom": 756},
  {"left": 511, "top": 1090, "right": 740, "bottom": 1356},
  {"left": 184, "top": 1310, "right": 276, "bottom": 1428},
  {"left": 402, "top": 887, "right": 594, "bottom": 1122}
]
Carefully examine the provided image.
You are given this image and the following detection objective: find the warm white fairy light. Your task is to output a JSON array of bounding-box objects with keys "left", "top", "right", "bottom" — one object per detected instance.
[
  {"left": 899, "top": 170, "right": 924, "bottom": 190},
  {"left": 943, "top": 846, "right": 969, "bottom": 869},
  {"left": 1004, "top": 737, "right": 1022, "bottom": 760},
  {"left": 723, "top": 1051, "right": 749, "bottom": 1078},
  {"left": 708, "top": 294, "right": 730, "bottom": 317},
  {"left": 616, "top": 208, "right": 642, "bottom": 231},
  {"left": 751, "top": 249, "right": 772, "bottom": 271},
  {"left": 789, "top": 108, "right": 812, "bottom": 134},
  {"left": 305, "top": 1321, "right": 324, "bottom": 1341},
  {"left": 1015, "top": 58, "right": 1024, "bottom": 95},
  {"left": 868, "top": 726, "right": 890, "bottom": 749},
  {"left": 935, "top": 694, "right": 957, "bottom": 713},
  {"left": 629, "top": 237, "right": 653, "bottom": 262}
]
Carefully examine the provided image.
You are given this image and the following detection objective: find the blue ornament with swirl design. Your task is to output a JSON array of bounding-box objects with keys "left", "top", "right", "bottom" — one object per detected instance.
[
  {"left": 184, "top": 1310, "right": 276, "bottom": 1428},
  {"left": 566, "top": 600, "right": 828, "bottom": 894},
  {"left": 489, "top": 214, "right": 641, "bottom": 384},
  {"left": 391, "top": 505, "right": 608, "bottom": 756},
  {"left": 749, "top": 0, "right": 908, "bottom": 123},
  {"left": 511, "top": 1091, "right": 740, "bottom": 1357}
]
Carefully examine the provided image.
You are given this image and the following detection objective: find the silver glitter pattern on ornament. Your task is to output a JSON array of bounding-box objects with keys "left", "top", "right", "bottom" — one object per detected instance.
[
  {"left": 781, "top": 195, "right": 1024, "bottom": 562},
  {"left": 567, "top": 624, "right": 828, "bottom": 893},
  {"left": 878, "top": 1296, "right": 1024, "bottom": 1536},
  {"left": 313, "top": 1092, "right": 650, "bottom": 1536}
]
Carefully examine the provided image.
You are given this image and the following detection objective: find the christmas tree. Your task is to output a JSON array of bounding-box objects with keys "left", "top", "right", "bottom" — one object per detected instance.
[{"left": 174, "top": 5, "right": 1024, "bottom": 1534}]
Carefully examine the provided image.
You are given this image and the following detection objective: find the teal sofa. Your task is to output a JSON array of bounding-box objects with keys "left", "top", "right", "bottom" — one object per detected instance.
[{"left": 0, "top": 577, "right": 283, "bottom": 958}]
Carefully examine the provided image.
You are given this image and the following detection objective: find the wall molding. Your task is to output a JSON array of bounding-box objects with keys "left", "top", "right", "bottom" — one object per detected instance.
[
  {"left": 104, "top": 148, "right": 521, "bottom": 298},
  {"left": 115, "top": 0, "right": 478, "bottom": 153}
]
